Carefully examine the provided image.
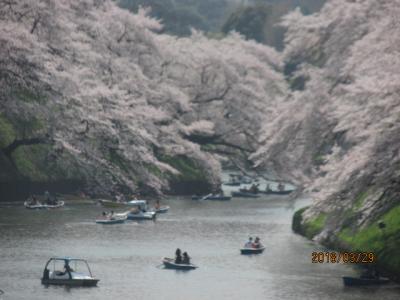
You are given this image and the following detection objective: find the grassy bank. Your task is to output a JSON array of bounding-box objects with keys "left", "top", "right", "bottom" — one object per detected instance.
[{"left": 293, "top": 204, "right": 400, "bottom": 277}]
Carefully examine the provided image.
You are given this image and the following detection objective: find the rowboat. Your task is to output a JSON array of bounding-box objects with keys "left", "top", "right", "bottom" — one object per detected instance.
[
  {"left": 342, "top": 276, "right": 390, "bottom": 286},
  {"left": 191, "top": 194, "right": 231, "bottom": 201},
  {"left": 95, "top": 215, "right": 127, "bottom": 224},
  {"left": 98, "top": 199, "right": 151, "bottom": 208},
  {"left": 260, "top": 189, "right": 293, "bottom": 195},
  {"left": 231, "top": 191, "right": 259, "bottom": 198},
  {"left": 162, "top": 257, "right": 198, "bottom": 270},
  {"left": 24, "top": 201, "right": 65, "bottom": 209},
  {"left": 240, "top": 247, "right": 265, "bottom": 255},
  {"left": 155, "top": 205, "right": 170, "bottom": 213},
  {"left": 41, "top": 257, "right": 99, "bottom": 286},
  {"left": 222, "top": 182, "right": 241, "bottom": 186},
  {"left": 127, "top": 210, "right": 156, "bottom": 220}
]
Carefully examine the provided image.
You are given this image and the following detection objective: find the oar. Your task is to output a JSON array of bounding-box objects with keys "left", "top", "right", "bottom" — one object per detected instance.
[{"left": 200, "top": 193, "right": 212, "bottom": 201}]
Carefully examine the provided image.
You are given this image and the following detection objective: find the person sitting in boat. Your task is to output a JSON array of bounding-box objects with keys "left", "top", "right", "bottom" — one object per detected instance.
[
  {"left": 44, "top": 190, "right": 50, "bottom": 202},
  {"left": 61, "top": 262, "right": 74, "bottom": 279},
  {"left": 182, "top": 252, "right": 191, "bottom": 264},
  {"left": 265, "top": 184, "right": 271, "bottom": 192},
  {"left": 175, "top": 248, "right": 182, "bottom": 264},
  {"left": 28, "top": 195, "right": 38, "bottom": 205},
  {"left": 252, "top": 237, "right": 262, "bottom": 249},
  {"left": 244, "top": 237, "right": 253, "bottom": 248},
  {"left": 130, "top": 207, "right": 139, "bottom": 214},
  {"left": 278, "top": 183, "right": 285, "bottom": 191},
  {"left": 154, "top": 200, "right": 160, "bottom": 210},
  {"left": 249, "top": 184, "right": 259, "bottom": 194}
]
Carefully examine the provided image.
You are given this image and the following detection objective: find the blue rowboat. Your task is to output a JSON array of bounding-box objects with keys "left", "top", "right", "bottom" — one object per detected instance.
[{"left": 240, "top": 247, "right": 265, "bottom": 255}]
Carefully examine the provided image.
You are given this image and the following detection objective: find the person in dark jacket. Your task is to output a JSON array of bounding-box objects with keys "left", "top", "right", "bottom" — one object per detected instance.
[
  {"left": 182, "top": 252, "right": 191, "bottom": 264},
  {"left": 175, "top": 248, "right": 182, "bottom": 264}
]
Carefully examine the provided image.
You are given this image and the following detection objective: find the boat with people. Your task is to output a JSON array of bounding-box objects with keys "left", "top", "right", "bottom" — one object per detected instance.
[
  {"left": 41, "top": 257, "right": 99, "bottom": 286},
  {"left": 260, "top": 183, "right": 294, "bottom": 195},
  {"left": 95, "top": 212, "right": 127, "bottom": 224},
  {"left": 126, "top": 209, "right": 156, "bottom": 220},
  {"left": 240, "top": 247, "right": 265, "bottom": 254},
  {"left": 240, "top": 237, "right": 265, "bottom": 254},
  {"left": 191, "top": 193, "right": 231, "bottom": 201},
  {"left": 24, "top": 194, "right": 65, "bottom": 209},
  {"left": 162, "top": 257, "right": 198, "bottom": 270},
  {"left": 113, "top": 200, "right": 156, "bottom": 220},
  {"left": 231, "top": 191, "right": 259, "bottom": 198},
  {"left": 153, "top": 199, "right": 169, "bottom": 213},
  {"left": 261, "top": 189, "right": 293, "bottom": 195},
  {"left": 163, "top": 248, "right": 197, "bottom": 270},
  {"left": 24, "top": 200, "right": 65, "bottom": 209}
]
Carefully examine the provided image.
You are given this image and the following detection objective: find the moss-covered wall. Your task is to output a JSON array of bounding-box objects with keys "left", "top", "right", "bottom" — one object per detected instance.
[
  {"left": 158, "top": 154, "right": 212, "bottom": 194},
  {"left": 337, "top": 204, "right": 400, "bottom": 275},
  {"left": 293, "top": 202, "right": 400, "bottom": 277},
  {"left": 292, "top": 207, "right": 327, "bottom": 239}
]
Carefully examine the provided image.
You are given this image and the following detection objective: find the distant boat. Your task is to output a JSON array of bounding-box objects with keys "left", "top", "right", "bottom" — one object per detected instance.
[
  {"left": 260, "top": 189, "right": 293, "bottom": 195},
  {"left": 98, "top": 199, "right": 150, "bottom": 208},
  {"left": 162, "top": 257, "right": 198, "bottom": 270},
  {"left": 342, "top": 276, "right": 390, "bottom": 286},
  {"left": 240, "top": 247, "right": 265, "bottom": 255},
  {"left": 24, "top": 200, "right": 65, "bottom": 209},
  {"left": 231, "top": 191, "right": 260, "bottom": 198},
  {"left": 95, "top": 214, "right": 127, "bottom": 224},
  {"left": 191, "top": 194, "right": 231, "bottom": 201},
  {"left": 41, "top": 257, "right": 99, "bottom": 287},
  {"left": 260, "top": 182, "right": 294, "bottom": 195},
  {"left": 222, "top": 181, "right": 241, "bottom": 186}
]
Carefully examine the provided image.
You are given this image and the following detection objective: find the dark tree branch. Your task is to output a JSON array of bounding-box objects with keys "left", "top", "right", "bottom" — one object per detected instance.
[
  {"left": 2, "top": 136, "right": 51, "bottom": 157},
  {"left": 117, "top": 24, "right": 127, "bottom": 43},
  {"left": 30, "top": 14, "right": 41, "bottom": 34}
]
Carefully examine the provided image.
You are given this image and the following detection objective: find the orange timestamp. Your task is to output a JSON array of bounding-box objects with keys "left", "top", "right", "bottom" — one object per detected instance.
[{"left": 311, "top": 251, "right": 376, "bottom": 264}]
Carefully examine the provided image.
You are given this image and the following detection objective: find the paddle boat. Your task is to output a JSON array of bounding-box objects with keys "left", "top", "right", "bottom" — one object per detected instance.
[
  {"left": 240, "top": 247, "right": 265, "bottom": 255},
  {"left": 95, "top": 213, "right": 127, "bottom": 224},
  {"left": 41, "top": 257, "right": 99, "bottom": 286},
  {"left": 126, "top": 210, "right": 156, "bottom": 220},
  {"left": 342, "top": 276, "right": 390, "bottom": 286},
  {"left": 162, "top": 257, "right": 198, "bottom": 270},
  {"left": 114, "top": 200, "right": 156, "bottom": 220},
  {"left": 191, "top": 194, "right": 231, "bottom": 201},
  {"left": 24, "top": 200, "right": 65, "bottom": 209}
]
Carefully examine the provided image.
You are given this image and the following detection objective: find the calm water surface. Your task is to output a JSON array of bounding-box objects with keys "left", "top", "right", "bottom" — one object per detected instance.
[{"left": 1, "top": 196, "right": 399, "bottom": 300}]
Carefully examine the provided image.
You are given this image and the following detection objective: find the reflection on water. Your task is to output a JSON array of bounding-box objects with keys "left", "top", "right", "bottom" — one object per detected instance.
[{"left": 0, "top": 196, "right": 399, "bottom": 300}]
